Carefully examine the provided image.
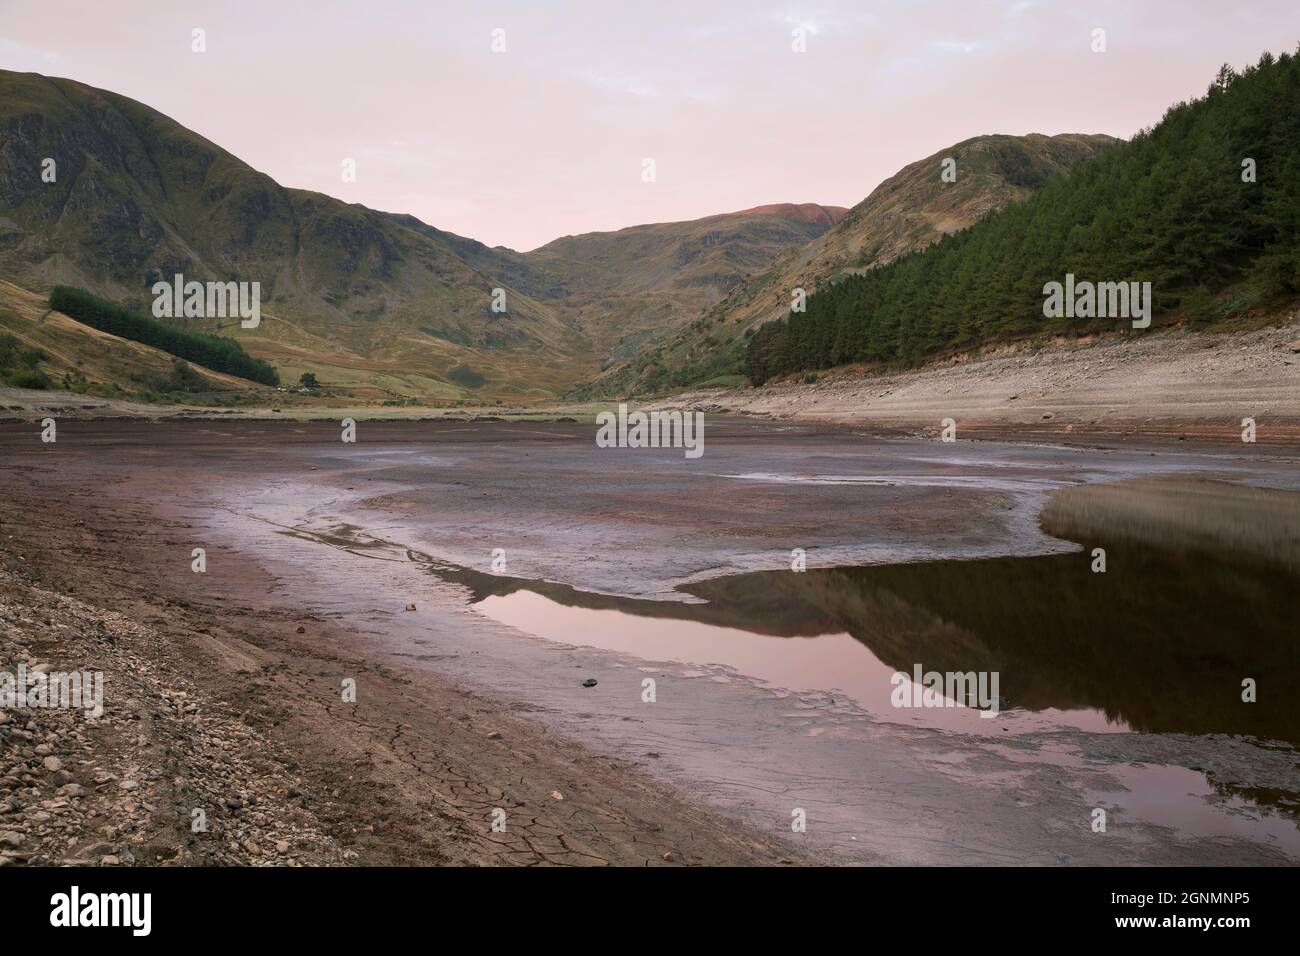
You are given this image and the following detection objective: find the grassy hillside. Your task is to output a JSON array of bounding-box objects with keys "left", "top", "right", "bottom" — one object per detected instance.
[
  {"left": 575, "top": 133, "right": 1116, "bottom": 397},
  {"left": 527, "top": 204, "right": 847, "bottom": 366},
  {"left": 746, "top": 51, "right": 1300, "bottom": 384},
  {"left": 398, "top": 202, "right": 846, "bottom": 371},
  {"left": 0, "top": 70, "right": 589, "bottom": 400},
  {"left": 0, "top": 70, "right": 845, "bottom": 401},
  {"left": 0, "top": 280, "right": 262, "bottom": 401}
]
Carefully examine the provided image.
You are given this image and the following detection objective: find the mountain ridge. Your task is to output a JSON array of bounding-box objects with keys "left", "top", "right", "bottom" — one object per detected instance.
[
  {"left": 0, "top": 67, "right": 1112, "bottom": 401},
  {"left": 0, "top": 68, "right": 853, "bottom": 399},
  {"left": 574, "top": 131, "right": 1118, "bottom": 396}
]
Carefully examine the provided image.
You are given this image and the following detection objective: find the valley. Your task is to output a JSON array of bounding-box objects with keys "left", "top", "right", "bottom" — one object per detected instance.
[
  {"left": 0, "top": 69, "right": 1118, "bottom": 403},
  {"left": 2, "top": 29, "right": 1299, "bottom": 883}
]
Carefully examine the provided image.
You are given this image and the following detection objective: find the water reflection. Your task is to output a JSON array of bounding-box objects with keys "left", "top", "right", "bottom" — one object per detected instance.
[{"left": 429, "top": 538, "right": 1300, "bottom": 745}]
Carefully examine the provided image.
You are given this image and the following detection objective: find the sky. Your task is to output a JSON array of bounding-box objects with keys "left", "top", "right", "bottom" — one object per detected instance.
[{"left": 3, "top": 0, "right": 1298, "bottom": 251}]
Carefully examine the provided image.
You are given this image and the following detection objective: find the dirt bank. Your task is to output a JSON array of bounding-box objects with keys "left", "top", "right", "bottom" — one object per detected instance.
[{"left": 667, "top": 315, "right": 1300, "bottom": 444}]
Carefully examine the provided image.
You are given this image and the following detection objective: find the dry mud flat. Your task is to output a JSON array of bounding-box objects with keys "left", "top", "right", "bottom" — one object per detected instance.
[{"left": 1, "top": 417, "right": 1299, "bottom": 866}]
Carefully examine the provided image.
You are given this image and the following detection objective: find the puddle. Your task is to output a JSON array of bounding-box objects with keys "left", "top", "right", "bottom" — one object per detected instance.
[
  {"left": 1087, "top": 763, "right": 1300, "bottom": 856},
  {"left": 472, "top": 588, "right": 1120, "bottom": 735},
  {"left": 450, "top": 538, "right": 1300, "bottom": 745}
]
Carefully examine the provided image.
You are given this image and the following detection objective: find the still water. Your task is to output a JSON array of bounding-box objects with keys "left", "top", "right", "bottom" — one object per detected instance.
[{"left": 451, "top": 540, "right": 1300, "bottom": 744}]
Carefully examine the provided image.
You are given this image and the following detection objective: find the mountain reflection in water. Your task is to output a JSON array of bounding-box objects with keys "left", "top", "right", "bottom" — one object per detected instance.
[{"left": 427, "top": 539, "right": 1299, "bottom": 745}]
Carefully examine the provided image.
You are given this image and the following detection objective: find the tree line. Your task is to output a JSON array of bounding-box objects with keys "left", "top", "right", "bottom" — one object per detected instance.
[
  {"left": 49, "top": 286, "right": 280, "bottom": 386},
  {"left": 746, "top": 50, "right": 1300, "bottom": 384}
]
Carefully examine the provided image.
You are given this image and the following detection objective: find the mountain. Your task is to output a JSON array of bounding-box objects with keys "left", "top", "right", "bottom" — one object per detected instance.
[
  {"left": 394, "top": 201, "right": 847, "bottom": 370},
  {"left": 524, "top": 203, "right": 847, "bottom": 368},
  {"left": 0, "top": 69, "right": 844, "bottom": 401},
  {"left": 745, "top": 51, "right": 1300, "bottom": 385},
  {"left": 575, "top": 133, "right": 1117, "bottom": 396},
  {"left": 0, "top": 70, "right": 582, "bottom": 400}
]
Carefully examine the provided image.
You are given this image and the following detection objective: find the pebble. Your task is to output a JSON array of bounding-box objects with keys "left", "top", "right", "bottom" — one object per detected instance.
[{"left": 0, "top": 494, "right": 436, "bottom": 868}]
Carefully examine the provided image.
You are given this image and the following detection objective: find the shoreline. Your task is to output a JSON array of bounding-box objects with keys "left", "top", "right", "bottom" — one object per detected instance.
[
  {"left": 0, "top": 431, "right": 815, "bottom": 866},
  {"left": 2, "top": 418, "right": 1299, "bottom": 866},
  {"left": 665, "top": 313, "right": 1300, "bottom": 446},
  {"left": 3, "top": 309, "right": 1299, "bottom": 451}
]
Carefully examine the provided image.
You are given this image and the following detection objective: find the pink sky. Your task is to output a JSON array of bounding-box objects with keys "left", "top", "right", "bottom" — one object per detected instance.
[{"left": 4, "top": 1, "right": 1298, "bottom": 251}]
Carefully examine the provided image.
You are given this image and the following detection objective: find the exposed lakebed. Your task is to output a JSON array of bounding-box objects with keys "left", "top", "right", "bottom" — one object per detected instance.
[{"left": 22, "top": 417, "right": 1300, "bottom": 863}]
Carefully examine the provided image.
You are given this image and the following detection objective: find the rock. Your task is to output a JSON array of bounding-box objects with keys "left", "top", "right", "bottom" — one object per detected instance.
[
  {"left": 275, "top": 841, "right": 290, "bottom": 854},
  {"left": 404, "top": 603, "right": 417, "bottom": 611},
  {"left": 662, "top": 852, "right": 674, "bottom": 862},
  {"left": 42, "top": 756, "right": 63, "bottom": 773},
  {"left": 485, "top": 731, "right": 501, "bottom": 740},
  {"left": 581, "top": 678, "right": 598, "bottom": 688},
  {"left": 118, "top": 780, "right": 138, "bottom": 791},
  {"left": 100, "top": 855, "right": 119, "bottom": 866},
  {"left": 295, "top": 625, "right": 305, "bottom": 634},
  {"left": 549, "top": 790, "right": 564, "bottom": 801},
  {"left": 0, "top": 831, "right": 24, "bottom": 848}
]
